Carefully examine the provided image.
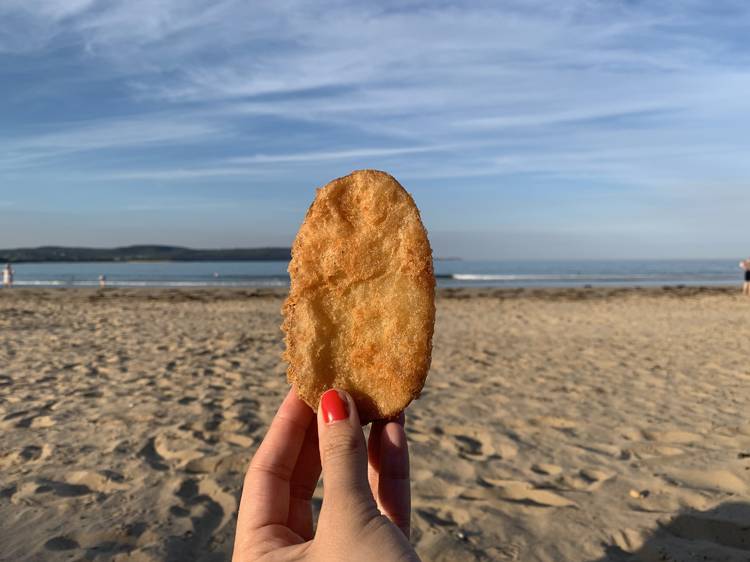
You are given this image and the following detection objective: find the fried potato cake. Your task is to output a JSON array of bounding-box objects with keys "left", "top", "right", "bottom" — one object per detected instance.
[{"left": 282, "top": 169, "right": 435, "bottom": 422}]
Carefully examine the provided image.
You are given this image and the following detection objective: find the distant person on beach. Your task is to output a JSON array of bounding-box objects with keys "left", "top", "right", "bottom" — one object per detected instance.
[
  {"left": 99, "top": 274, "right": 107, "bottom": 288},
  {"left": 741, "top": 259, "right": 750, "bottom": 295},
  {"left": 2, "top": 263, "right": 13, "bottom": 288},
  {"left": 232, "top": 389, "right": 418, "bottom": 562}
]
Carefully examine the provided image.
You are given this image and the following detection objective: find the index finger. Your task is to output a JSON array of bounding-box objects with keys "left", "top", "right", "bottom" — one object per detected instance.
[{"left": 237, "top": 389, "right": 314, "bottom": 531}]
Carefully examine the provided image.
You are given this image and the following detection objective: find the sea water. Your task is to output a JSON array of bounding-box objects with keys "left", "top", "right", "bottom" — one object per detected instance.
[{"left": 3, "top": 259, "right": 742, "bottom": 288}]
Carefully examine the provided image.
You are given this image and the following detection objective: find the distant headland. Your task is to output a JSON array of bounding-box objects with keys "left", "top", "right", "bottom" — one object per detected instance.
[{"left": 0, "top": 245, "right": 292, "bottom": 263}]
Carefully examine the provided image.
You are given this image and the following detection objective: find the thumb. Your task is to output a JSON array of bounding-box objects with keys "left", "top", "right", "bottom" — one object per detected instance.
[{"left": 317, "top": 389, "right": 377, "bottom": 515}]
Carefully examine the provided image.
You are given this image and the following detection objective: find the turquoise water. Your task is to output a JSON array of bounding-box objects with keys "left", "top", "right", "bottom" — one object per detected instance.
[{"left": 3, "top": 259, "right": 743, "bottom": 288}]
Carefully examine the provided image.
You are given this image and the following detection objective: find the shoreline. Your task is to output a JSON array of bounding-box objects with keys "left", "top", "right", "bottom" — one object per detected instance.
[{"left": 0, "top": 284, "right": 741, "bottom": 303}]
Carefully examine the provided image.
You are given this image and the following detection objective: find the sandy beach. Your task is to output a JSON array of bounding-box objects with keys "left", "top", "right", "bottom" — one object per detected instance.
[{"left": 1, "top": 287, "right": 749, "bottom": 561}]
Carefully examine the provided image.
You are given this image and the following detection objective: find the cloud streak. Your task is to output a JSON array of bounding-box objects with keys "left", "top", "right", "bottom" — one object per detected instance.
[
  {"left": 0, "top": 114, "right": 225, "bottom": 169},
  {"left": 1, "top": 1, "right": 749, "bottom": 256},
  {"left": 227, "top": 146, "right": 452, "bottom": 165}
]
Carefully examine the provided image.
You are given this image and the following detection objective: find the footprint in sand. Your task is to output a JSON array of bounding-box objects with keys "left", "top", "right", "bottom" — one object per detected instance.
[
  {"left": 175, "top": 478, "right": 199, "bottom": 500},
  {"left": 1, "top": 408, "right": 31, "bottom": 428},
  {"left": 479, "top": 478, "right": 577, "bottom": 508},
  {"left": 63, "top": 470, "right": 128, "bottom": 493},
  {"left": 163, "top": 476, "right": 238, "bottom": 555},
  {"left": 413, "top": 469, "right": 434, "bottom": 482},
  {"left": 42, "top": 526, "right": 147, "bottom": 559},
  {"left": 417, "top": 506, "right": 472, "bottom": 527},
  {"left": 627, "top": 442, "right": 685, "bottom": 460},
  {"left": 30, "top": 415, "right": 55, "bottom": 428},
  {"left": 485, "top": 542, "right": 523, "bottom": 561},
  {"left": 35, "top": 374, "right": 57, "bottom": 385},
  {"left": 414, "top": 477, "right": 465, "bottom": 501},
  {"left": 610, "top": 528, "right": 646, "bottom": 553},
  {"left": 222, "top": 432, "right": 254, "bottom": 449},
  {"left": 579, "top": 468, "right": 614, "bottom": 484},
  {"left": 441, "top": 425, "right": 501, "bottom": 461},
  {"left": 455, "top": 435, "right": 484, "bottom": 456},
  {"left": 531, "top": 416, "right": 578, "bottom": 430},
  {"left": 406, "top": 429, "right": 432, "bottom": 444},
  {"left": 531, "top": 463, "right": 562, "bottom": 476},
  {"left": 80, "top": 388, "right": 104, "bottom": 399},
  {"left": 619, "top": 427, "right": 644, "bottom": 441},
  {"left": 1, "top": 484, "right": 16, "bottom": 499},
  {"left": 184, "top": 451, "right": 248, "bottom": 475},
  {"left": 137, "top": 438, "right": 169, "bottom": 471},
  {"left": 3, "top": 401, "right": 57, "bottom": 428},
  {"left": 643, "top": 430, "right": 703, "bottom": 445},
  {"left": 218, "top": 418, "right": 245, "bottom": 433},
  {"left": 0, "top": 444, "right": 53, "bottom": 468},
  {"left": 661, "top": 468, "right": 748, "bottom": 494},
  {"left": 201, "top": 411, "right": 224, "bottom": 432},
  {"left": 628, "top": 486, "right": 709, "bottom": 513},
  {"left": 417, "top": 507, "right": 455, "bottom": 528},
  {"left": 153, "top": 429, "right": 207, "bottom": 467},
  {"left": 34, "top": 478, "right": 95, "bottom": 498},
  {"left": 576, "top": 441, "right": 624, "bottom": 458},
  {"left": 44, "top": 536, "right": 80, "bottom": 551},
  {"left": 551, "top": 467, "right": 616, "bottom": 492}
]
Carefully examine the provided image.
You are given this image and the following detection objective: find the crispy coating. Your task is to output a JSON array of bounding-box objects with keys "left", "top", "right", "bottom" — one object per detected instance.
[{"left": 282, "top": 170, "right": 435, "bottom": 423}]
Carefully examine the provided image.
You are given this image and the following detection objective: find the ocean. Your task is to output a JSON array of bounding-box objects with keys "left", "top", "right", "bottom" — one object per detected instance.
[{"left": 2, "top": 259, "right": 743, "bottom": 289}]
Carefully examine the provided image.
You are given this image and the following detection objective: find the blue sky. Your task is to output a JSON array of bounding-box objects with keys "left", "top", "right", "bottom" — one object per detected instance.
[{"left": 1, "top": 0, "right": 749, "bottom": 259}]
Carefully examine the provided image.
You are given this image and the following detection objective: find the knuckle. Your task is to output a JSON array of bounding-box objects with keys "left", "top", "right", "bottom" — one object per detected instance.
[
  {"left": 322, "top": 430, "right": 361, "bottom": 463},
  {"left": 289, "top": 481, "right": 317, "bottom": 501},
  {"left": 358, "top": 513, "right": 392, "bottom": 538},
  {"left": 247, "top": 458, "right": 294, "bottom": 483}
]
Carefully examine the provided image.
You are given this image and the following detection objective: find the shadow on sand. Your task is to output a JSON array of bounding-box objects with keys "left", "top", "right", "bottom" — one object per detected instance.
[{"left": 591, "top": 501, "right": 750, "bottom": 562}]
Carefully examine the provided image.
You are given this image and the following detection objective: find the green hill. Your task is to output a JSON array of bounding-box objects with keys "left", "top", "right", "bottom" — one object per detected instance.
[{"left": 0, "top": 245, "right": 291, "bottom": 263}]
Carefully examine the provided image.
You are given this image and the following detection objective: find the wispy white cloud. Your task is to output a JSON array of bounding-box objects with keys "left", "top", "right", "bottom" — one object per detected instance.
[
  {"left": 23, "top": 117, "right": 219, "bottom": 150},
  {"left": 123, "top": 199, "right": 237, "bottom": 211},
  {"left": 82, "top": 146, "right": 452, "bottom": 181},
  {"left": 227, "top": 146, "right": 452, "bottom": 165},
  {"left": 4, "top": 2, "right": 749, "bottom": 149},
  {"left": 454, "top": 104, "right": 682, "bottom": 130},
  {"left": 2, "top": 0, "right": 750, "bottom": 256},
  {"left": 95, "top": 167, "right": 262, "bottom": 181},
  {"left": 0, "top": 114, "right": 225, "bottom": 168}
]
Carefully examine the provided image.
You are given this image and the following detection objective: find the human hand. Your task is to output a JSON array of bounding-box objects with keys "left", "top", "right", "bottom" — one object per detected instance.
[{"left": 232, "top": 388, "right": 420, "bottom": 562}]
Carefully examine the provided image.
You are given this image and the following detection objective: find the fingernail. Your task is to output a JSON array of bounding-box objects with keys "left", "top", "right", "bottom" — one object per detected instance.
[{"left": 321, "top": 389, "right": 348, "bottom": 423}]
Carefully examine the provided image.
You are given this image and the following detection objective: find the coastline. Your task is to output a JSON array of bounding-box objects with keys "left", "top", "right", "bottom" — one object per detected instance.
[{"left": 0, "top": 284, "right": 740, "bottom": 302}]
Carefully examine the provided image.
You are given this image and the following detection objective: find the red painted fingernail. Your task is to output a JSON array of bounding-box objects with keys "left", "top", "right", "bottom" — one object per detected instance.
[{"left": 321, "top": 389, "right": 348, "bottom": 423}]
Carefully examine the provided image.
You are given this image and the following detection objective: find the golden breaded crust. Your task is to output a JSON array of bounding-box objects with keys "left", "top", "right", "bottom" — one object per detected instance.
[{"left": 282, "top": 170, "right": 435, "bottom": 423}]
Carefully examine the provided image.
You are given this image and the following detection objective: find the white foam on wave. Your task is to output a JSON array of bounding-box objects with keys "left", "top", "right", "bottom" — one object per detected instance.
[
  {"left": 451, "top": 273, "right": 710, "bottom": 281},
  {"left": 14, "top": 280, "right": 66, "bottom": 286}
]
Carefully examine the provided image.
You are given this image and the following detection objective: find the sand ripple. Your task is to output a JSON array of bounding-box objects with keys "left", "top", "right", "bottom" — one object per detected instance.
[{"left": 1, "top": 287, "right": 749, "bottom": 561}]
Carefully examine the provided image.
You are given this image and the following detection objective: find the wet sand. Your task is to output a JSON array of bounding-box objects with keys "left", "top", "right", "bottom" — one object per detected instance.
[{"left": 1, "top": 287, "right": 749, "bottom": 561}]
